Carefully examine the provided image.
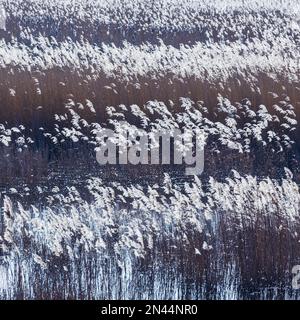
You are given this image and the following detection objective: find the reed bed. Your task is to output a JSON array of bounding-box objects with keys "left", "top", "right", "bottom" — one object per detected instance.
[
  {"left": 1, "top": 174, "right": 300, "bottom": 299},
  {"left": 0, "top": 0, "right": 300, "bottom": 300}
]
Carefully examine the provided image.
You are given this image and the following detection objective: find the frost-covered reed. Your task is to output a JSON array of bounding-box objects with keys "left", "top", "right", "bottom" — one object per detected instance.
[
  {"left": 0, "top": 0, "right": 299, "bottom": 300},
  {"left": 0, "top": 94, "right": 298, "bottom": 183},
  {"left": 3, "top": 0, "right": 300, "bottom": 44},
  {"left": 1, "top": 173, "right": 299, "bottom": 299},
  {"left": 0, "top": 36, "right": 299, "bottom": 82}
]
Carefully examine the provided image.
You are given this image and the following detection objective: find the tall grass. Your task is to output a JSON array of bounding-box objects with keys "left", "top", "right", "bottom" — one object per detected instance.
[
  {"left": 0, "top": 92, "right": 299, "bottom": 185},
  {"left": 0, "top": 0, "right": 300, "bottom": 300},
  {"left": 0, "top": 68, "right": 300, "bottom": 126},
  {"left": 3, "top": 0, "right": 300, "bottom": 45},
  {"left": 1, "top": 174, "right": 299, "bottom": 299}
]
